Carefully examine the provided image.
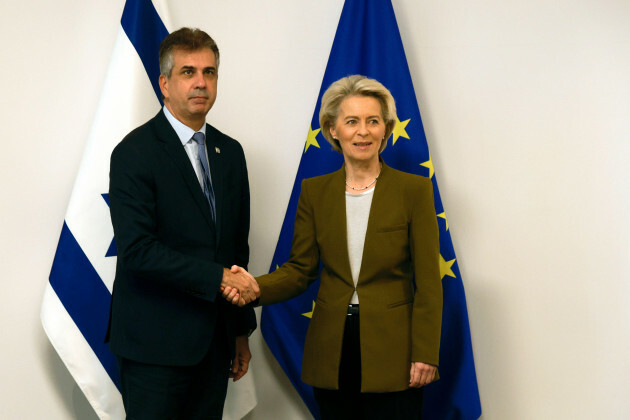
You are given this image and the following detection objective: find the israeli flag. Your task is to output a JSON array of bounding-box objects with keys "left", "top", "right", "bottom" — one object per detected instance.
[{"left": 41, "top": 1, "right": 257, "bottom": 418}]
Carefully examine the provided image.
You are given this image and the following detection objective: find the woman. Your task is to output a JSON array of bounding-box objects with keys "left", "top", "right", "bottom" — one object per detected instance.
[{"left": 226, "top": 75, "right": 442, "bottom": 419}]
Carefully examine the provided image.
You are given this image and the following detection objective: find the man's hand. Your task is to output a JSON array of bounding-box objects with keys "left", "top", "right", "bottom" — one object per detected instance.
[
  {"left": 222, "top": 285, "right": 246, "bottom": 306},
  {"left": 220, "top": 265, "right": 259, "bottom": 305},
  {"left": 409, "top": 362, "right": 437, "bottom": 388},
  {"left": 230, "top": 336, "right": 251, "bottom": 382}
]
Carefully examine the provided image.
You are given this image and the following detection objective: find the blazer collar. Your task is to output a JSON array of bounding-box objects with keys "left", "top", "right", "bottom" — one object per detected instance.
[
  {"left": 205, "top": 125, "right": 224, "bottom": 242},
  {"left": 338, "top": 158, "right": 394, "bottom": 286},
  {"left": 152, "top": 110, "right": 216, "bottom": 232}
]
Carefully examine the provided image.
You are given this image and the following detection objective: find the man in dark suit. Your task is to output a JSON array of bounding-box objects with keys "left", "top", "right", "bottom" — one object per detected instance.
[{"left": 107, "top": 27, "right": 260, "bottom": 419}]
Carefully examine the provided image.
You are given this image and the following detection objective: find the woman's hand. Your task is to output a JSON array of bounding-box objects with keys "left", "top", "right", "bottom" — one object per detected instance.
[
  {"left": 409, "top": 362, "right": 436, "bottom": 388},
  {"left": 220, "top": 265, "right": 259, "bottom": 306}
]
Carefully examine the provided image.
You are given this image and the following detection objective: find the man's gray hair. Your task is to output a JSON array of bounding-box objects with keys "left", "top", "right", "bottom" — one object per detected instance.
[{"left": 159, "top": 27, "right": 220, "bottom": 78}]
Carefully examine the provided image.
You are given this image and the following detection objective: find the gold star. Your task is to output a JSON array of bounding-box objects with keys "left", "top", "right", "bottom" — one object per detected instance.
[
  {"left": 302, "top": 301, "right": 316, "bottom": 319},
  {"left": 392, "top": 117, "right": 411, "bottom": 145},
  {"left": 304, "top": 126, "right": 321, "bottom": 153},
  {"left": 420, "top": 156, "right": 434, "bottom": 178},
  {"left": 438, "top": 212, "right": 449, "bottom": 231},
  {"left": 439, "top": 254, "right": 456, "bottom": 279}
]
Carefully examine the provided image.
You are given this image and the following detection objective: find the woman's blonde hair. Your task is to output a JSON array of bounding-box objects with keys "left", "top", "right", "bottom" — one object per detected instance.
[{"left": 319, "top": 75, "right": 397, "bottom": 154}]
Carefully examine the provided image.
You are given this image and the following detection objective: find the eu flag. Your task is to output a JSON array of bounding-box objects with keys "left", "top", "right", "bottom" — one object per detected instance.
[{"left": 260, "top": 0, "right": 482, "bottom": 418}]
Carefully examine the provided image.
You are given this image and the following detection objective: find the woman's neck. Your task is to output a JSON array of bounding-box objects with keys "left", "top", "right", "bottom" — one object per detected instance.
[{"left": 344, "top": 157, "right": 381, "bottom": 193}]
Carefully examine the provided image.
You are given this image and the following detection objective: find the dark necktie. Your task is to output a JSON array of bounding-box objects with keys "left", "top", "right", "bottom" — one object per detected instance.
[{"left": 192, "top": 132, "right": 216, "bottom": 222}]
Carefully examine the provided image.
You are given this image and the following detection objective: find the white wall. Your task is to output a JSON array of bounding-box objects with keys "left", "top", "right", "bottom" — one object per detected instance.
[{"left": 1, "top": 0, "right": 629, "bottom": 418}]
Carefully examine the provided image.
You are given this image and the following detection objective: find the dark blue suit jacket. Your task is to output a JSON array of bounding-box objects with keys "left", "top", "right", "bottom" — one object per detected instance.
[{"left": 107, "top": 110, "right": 256, "bottom": 365}]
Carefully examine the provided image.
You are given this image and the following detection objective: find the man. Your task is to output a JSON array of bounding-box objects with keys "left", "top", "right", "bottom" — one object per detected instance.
[{"left": 107, "top": 28, "right": 260, "bottom": 419}]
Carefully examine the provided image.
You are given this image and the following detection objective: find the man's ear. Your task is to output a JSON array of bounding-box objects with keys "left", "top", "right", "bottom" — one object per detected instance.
[{"left": 159, "top": 74, "right": 168, "bottom": 99}]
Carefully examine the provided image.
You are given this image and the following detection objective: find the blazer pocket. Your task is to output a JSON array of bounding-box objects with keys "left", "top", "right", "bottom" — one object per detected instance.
[
  {"left": 376, "top": 223, "right": 407, "bottom": 233},
  {"left": 315, "top": 296, "right": 329, "bottom": 307},
  {"left": 387, "top": 297, "right": 413, "bottom": 309}
]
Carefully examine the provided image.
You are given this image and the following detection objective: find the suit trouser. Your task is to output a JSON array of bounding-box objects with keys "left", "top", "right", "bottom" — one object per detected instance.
[
  {"left": 313, "top": 305, "right": 424, "bottom": 420},
  {"left": 117, "top": 320, "right": 230, "bottom": 420}
]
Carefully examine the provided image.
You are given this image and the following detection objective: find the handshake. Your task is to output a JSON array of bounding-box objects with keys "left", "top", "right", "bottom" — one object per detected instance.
[{"left": 220, "top": 265, "right": 260, "bottom": 307}]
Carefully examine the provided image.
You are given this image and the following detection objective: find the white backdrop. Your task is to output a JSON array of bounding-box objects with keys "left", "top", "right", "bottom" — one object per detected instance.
[{"left": 1, "top": 0, "right": 629, "bottom": 419}]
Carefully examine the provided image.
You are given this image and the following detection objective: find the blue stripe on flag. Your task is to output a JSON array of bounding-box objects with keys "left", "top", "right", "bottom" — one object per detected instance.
[
  {"left": 49, "top": 222, "right": 121, "bottom": 389},
  {"left": 101, "top": 194, "right": 118, "bottom": 257},
  {"left": 121, "top": 0, "right": 169, "bottom": 103}
]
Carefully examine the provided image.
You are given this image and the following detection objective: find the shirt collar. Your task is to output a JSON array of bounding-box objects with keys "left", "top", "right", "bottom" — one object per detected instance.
[{"left": 163, "top": 106, "right": 207, "bottom": 146}]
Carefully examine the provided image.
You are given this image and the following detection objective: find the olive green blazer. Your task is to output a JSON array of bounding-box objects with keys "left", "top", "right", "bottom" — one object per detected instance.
[{"left": 258, "top": 162, "right": 442, "bottom": 392}]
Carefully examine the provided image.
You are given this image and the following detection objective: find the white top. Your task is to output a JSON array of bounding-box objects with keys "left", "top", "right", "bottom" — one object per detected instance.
[{"left": 345, "top": 188, "right": 375, "bottom": 304}]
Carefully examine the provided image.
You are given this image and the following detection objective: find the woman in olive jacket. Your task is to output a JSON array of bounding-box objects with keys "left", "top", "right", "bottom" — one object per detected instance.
[{"left": 226, "top": 75, "right": 442, "bottom": 419}]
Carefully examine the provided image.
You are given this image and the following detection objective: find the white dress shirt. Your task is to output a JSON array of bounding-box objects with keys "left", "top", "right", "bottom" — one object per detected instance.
[{"left": 162, "top": 106, "right": 211, "bottom": 188}]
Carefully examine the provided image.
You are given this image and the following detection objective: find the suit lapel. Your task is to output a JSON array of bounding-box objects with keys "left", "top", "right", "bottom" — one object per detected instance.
[
  {"left": 153, "top": 112, "right": 216, "bottom": 231},
  {"left": 357, "top": 162, "right": 391, "bottom": 285},
  {"left": 206, "top": 124, "right": 223, "bottom": 244},
  {"left": 329, "top": 166, "right": 355, "bottom": 289}
]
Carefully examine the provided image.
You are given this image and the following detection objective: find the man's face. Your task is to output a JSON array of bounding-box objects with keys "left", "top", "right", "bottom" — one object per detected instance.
[{"left": 159, "top": 47, "right": 218, "bottom": 129}]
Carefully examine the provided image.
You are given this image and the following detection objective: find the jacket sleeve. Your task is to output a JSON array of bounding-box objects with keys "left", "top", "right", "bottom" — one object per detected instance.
[
  {"left": 233, "top": 142, "right": 251, "bottom": 270},
  {"left": 231, "top": 146, "right": 257, "bottom": 335},
  {"left": 257, "top": 179, "right": 321, "bottom": 305},
  {"left": 409, "top": 178, "right": 443, "bottom": 366},
  {"left": 109, "top": 140, "right": 224, "bottom": 301}
]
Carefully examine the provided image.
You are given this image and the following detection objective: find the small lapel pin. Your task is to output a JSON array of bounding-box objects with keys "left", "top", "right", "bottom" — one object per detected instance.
[{"left": 215, "top": 147, "right": 221, "bottom": 154}]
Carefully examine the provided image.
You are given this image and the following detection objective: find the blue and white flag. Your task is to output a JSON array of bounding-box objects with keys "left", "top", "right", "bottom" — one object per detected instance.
[
  {"left": 41, "top": 1, "right": 256, "bottom": 418},
  {"left": 260, "top": 0, "right": 482, "bottom": 419}
]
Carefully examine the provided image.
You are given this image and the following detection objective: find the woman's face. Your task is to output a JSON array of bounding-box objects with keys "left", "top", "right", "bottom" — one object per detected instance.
[{"left": 330, "top": 95, "right": 385, "bottom": 165}]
